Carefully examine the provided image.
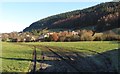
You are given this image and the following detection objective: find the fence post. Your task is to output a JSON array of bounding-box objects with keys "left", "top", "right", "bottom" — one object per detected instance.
[{"left": 32, "top": 46, "right": 36, "bottom": 74}]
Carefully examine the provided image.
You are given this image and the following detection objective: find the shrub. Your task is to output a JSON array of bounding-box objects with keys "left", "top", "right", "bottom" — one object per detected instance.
[
  {"left": 80, "top": 33, "right": 94, "bottom": 41},
  {"left": 102, "top": 34, "right": 119, "bottom": 41},
  {"left": 94, "top": 35, "right": 103, "bottom": 41},
  {"left": 51, "top": 33, "right": 59, "bottom": 41},
  {"left": 71, "top": 35, "right": 80, "bottom": 41},
  {"left": 58, "top": 36, "right": 66, "bottom": 42},
  {"left": 65, "top": 36, "right": 71, "bottom": 42}
]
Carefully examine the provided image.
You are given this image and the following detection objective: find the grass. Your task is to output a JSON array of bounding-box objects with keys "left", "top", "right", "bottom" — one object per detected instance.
[
  {"left": 23, "top": 41, "right": 119, "bottom": 54},
  {"left": 1, "top": 41, "right": 119, "bottom": 72},
  {"left": 23, "top": 41, "right": 119, "bottom": 71},
  {"left": 2, "top": 42, "right": 34, "bottom": 72}
]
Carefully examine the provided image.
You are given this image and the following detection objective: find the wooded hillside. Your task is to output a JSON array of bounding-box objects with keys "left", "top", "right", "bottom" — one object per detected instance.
[{"left": 23, "top": 2, "right": 120, "bottom": 32}]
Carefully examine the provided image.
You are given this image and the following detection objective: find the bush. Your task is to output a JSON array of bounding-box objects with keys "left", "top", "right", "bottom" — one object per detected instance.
[
  {"left": 65, "top": 36, "right": 71, "bottom": 42},
  {"left": 51, "top": 33, "right": 59, "bottom": 41},
  {"left": 2, "top": 38, "right": 7, "bottom": 42},
  {"left": 71, "top": 35, "right": 80, "bottom": 41},
  {"left": 102, "top": 34, "right": 119, "bottom": 41},
  {"left": 94, "top": 35, "right": 103, "bottom": 41},
  {"left": 58, "top": 36, "right": 66, "bottom": 42},
  {"left": 80, "top": 34, "right": 93, "bottom": 41},
  {"left": 44, "top": 36, "right": 52, "bottom": 42}
]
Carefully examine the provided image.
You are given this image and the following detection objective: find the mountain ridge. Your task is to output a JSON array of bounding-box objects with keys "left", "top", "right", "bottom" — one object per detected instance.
[{"left": 23, "top": 2, "right": 120, "bottom": 32}]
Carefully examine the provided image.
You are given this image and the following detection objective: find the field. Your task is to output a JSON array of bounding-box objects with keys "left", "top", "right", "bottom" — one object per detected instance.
[
  {"left": 23, "top": 41, "right": 118, "bottom": 53},
  {"left": 1, "top": 41, "right": 119, "bottom": 72},
  {"left": 1, "top": 42, "right": 32, "bottom": 72},
  {"left": 1, "top": 42, "right": 41, "bottom": 72}
]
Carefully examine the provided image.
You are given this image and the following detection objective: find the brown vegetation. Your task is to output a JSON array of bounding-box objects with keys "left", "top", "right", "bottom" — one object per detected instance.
[{"left": 2, "top": 29, "right": 120, "bottom": 42}]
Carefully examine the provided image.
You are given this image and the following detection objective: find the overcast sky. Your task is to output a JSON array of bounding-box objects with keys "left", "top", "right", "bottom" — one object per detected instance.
[{"left": 0, "top": 0, "right": 113, "bottom": 33}]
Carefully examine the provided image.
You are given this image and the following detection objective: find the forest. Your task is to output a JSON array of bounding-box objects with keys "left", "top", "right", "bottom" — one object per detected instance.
[{"left": 23, "top": 2, "right": 120, "bottom": 33}]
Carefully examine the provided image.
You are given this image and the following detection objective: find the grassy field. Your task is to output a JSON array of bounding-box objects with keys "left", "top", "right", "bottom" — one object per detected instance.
[
  {"left": 1, "top": 41, "right": 119, "bottom": 72},
  {"left": 23, "top": 41, "right": 119, "bottom": 72},
  {"left": 2, "top": 42, "right": 35, "bottom": 72},
  {"left": 23, "top": 41, "right": 119, "bottom": 53}
]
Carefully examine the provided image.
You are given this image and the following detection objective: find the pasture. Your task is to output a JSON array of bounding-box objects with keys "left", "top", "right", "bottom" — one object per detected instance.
[
  {"left": 2, "top": 42, "right": 33, "bottom": 72},
  {"left": 23, "top": 41, "right": 118, "bottom": 53},
  {"left": 1, "top": 41, "right": 119, "bottom": 72}
]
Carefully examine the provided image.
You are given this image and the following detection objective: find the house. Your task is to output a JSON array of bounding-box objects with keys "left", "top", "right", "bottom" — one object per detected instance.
[
  {"left": 38, "top": 35, "right": 44, "bottom": 39},
  {"left": 72, "top": 31, "right": 79, "bottom": 35},
  {"left": 31, "top": 36, "right": 36, "bottom": 41},
  {"left": 46, "top": 32, "right": 54, "bottom": 37},
  {"left": 37, "top": 34, "right": 45, "bottom": 42}
]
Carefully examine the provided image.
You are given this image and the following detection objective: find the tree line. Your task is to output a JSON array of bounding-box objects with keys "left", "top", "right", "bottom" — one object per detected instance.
[
  {"left": 2, "top": 29, "right": 120, "bottom": 42},
  {"left": 41, "top": 30, "right": 120, "bottom": 42}
]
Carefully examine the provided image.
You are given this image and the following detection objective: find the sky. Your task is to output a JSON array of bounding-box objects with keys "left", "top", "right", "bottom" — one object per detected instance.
[{"left": 0, "top": 0, "right": 113, "bottom": 33}]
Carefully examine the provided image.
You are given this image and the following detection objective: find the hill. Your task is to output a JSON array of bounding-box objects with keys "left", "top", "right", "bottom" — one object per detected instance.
[{"left": 23, "top": 2, "right": 120, "bottom": 32}]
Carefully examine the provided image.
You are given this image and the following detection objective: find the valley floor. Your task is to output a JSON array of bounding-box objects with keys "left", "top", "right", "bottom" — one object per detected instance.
[{"left": 1, "top": 41, "right": 119, "bottom": 73}]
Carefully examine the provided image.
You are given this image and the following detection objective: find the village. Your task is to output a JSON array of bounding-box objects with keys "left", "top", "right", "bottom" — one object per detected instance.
[{"left": 1, "top": 29, "right": 119, "bottom": 42}]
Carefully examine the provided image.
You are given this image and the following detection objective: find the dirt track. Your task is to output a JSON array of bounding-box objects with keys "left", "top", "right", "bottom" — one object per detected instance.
[
  {"left": 15, "top": 43, "right": 117, "bottom": 72},
  {"left": 33, "top": 45, "right": 116, "bottom": 72}
]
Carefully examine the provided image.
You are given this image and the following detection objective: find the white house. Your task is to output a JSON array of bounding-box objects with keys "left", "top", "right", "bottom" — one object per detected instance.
[{"left": 72, "top": 31, "right": 79, "bottom": 35}]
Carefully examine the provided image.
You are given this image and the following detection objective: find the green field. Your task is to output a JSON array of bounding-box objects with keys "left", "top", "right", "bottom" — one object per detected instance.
[
  {"left": 1, "top": 42, "right": 42, "bottom": 72},
  {"left": 1, "top": 41, "right": 119, "bottom": 72},
  {"left": 23, "top": 41, "right": 118, "bottom": 53},
  {"left": 2, "top": 42, "right": 34, "bottom": 72}
]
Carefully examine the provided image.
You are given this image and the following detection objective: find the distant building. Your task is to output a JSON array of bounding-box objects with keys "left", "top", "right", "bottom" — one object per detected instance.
[
  {"left": 37, "top": 34, "right": 46, "bottom": 42},
  {"left": 72, "top": 31, "right": 78, "bottom": 35},
  {"left": 46, "top": 32, "right": 54, "bottom": 37}
]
